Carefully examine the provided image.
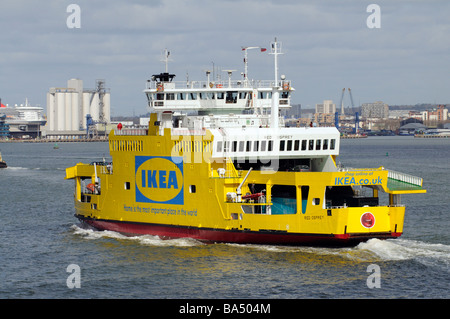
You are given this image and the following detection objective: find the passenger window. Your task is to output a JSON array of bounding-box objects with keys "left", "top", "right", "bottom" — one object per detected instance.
[
  {"left": 294, "top": 140, "right": 300, "bottom": 151},
  {"left": 316, "top": 139, "right": 321, "bottom": 150},
  {"left": 330, "top": 139, "right": 336, "bottom": 150},
  {"left": 323, "top": 139, "right": 328, "bottom": 150},
  {"left": 261, "top": 141, "right": 266, "bottom": 152},
  {"left": 279, "top": 140, "right": 285, "bottom": 151},
  {"left": 308, "top": 140, "right": 314, "bottom": 150},
  {"left": 239, "top": 141, "right": 244, "bottom": 152},
  {"left": 253, "top": 141, "right": 259, "bottom": 151},
  {"left": 287, "top": 140, "right": 292, "bottom": 151},
  {"left": 301, "top": 140, "right": 307, "bottom": 151}
]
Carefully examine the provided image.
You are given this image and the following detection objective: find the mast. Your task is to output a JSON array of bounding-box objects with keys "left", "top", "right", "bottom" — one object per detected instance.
[
  {"left": 269, "top": 37, "right": 283, "bottom": 129},
  {"left": 242, "top": 46, "right": 266, "bottom": 86},
  {"left": 161, "top": 49, "right": 171, "bottom": 73}
]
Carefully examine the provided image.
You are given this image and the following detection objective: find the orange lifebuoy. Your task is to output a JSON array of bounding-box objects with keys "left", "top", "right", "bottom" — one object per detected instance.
[
  {"left": 86, "top": 183, "right": 95, "bottom": 192},
  {"left": 283, "top": 83, "right": 290, "bottom": 91}
]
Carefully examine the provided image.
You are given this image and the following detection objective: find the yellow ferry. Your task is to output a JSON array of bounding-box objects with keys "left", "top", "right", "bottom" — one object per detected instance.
[{"left": 66, "top": 40, "right": 426, "bottom": 246}]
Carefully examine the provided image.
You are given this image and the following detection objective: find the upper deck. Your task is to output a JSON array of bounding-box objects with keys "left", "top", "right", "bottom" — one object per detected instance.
[{"left": 144, "top": 75, "right": 292, "bottom": 112}]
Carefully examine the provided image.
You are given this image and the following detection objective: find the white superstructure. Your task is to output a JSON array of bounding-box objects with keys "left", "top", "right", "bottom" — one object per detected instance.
[{"left": 143, "top": 39, "right": 340, "bottom": 172}]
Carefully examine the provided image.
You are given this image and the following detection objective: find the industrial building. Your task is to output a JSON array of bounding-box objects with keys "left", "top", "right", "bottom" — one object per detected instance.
[{"left": 45, "top": 79, "right": 111, "bottom": 139}]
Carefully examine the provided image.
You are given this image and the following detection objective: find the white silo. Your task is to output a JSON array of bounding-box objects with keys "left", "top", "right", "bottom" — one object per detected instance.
[
  {"left": 56, "top": 92, "right": 65, "bottom": 131},
  {"left": 90, "top": 92, "right": 100, "bottom": 122},
  {"left": 65, "top": 92, "right": 72, "bottom": 130},
  {"left": 71, "top": 92, "right": 79, "bottom": 130},
  {"left": 103, "top": 92, "right": 111, "bottom": 123},
  {"left": 47, "top": 92, "right": 55, "bottom": 131}
]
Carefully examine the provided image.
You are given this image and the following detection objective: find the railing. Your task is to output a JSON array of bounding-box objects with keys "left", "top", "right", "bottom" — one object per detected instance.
[
  {"left": 388, "top": 170, "right": 423, "bottom": 187},
  {"left": 114, "top": 128, "right": 148, "bottom": 136},
  {"left": 146, "top": 80, "right": 280, "bottom": 90}
]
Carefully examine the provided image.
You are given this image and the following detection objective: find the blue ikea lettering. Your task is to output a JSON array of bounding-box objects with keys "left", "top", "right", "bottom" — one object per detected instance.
[
  {"left": 135, "top": 156, "right": 184, "bottom": 205},
  {"left": 141, "top": 170, "right": 178, "bottom": 189},
  {"left": 335, "top": 176, "right": 382, "bottom": 186}
]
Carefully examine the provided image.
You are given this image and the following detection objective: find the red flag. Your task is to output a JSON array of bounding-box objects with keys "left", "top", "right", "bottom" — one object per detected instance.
[
  {"left": 0, "top": 103, "right": 6, "bottom": 108},
  {"left": 261, "top": 48, "right": 267, "bottom": 52}
]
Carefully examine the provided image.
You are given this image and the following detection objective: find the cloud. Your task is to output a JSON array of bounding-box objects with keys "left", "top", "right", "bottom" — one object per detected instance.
[{"left": 0, "top": 0, "right": 449, "bottom": 114}]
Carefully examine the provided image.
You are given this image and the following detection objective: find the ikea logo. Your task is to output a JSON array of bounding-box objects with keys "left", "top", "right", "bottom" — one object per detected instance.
[{"left": 135, "top": 156, "right": 183, "bottom": 204}]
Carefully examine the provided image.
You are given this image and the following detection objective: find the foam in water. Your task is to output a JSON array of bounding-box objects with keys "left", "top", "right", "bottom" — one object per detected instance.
[
  {"left": 70, "top": 224, "right": 203, "bottom": 247},
  {"left": 70, "top": 225, "right": 449, "bottom": 270},
  {"left": 355, "top": 238, "right": 450, "bottom": 271}
]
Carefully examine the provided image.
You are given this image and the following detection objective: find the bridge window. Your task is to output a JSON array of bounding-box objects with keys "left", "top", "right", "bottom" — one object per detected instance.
[
  {"left": 279, "top": 140, "right": 285, "bottom": 151},
  {"left": 226, "top": 91, "right": 238, "bottom": 103},
  {"left": 239, "top": 141, "right": 245, "bottom": 152},
  {"left": 188, "top": 93, "right": 197, "bottom": 100},
  {"left": 308, "top": 139, "right": 314, "bottom": 150},
  {"left": 268, "top": 140, "right": 273, "bottom": 152},
  {"left": 294, "top": 140, "right": 300, "bottom": 151}
]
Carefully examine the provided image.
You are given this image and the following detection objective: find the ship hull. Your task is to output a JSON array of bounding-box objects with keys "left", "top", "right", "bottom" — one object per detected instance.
[{"left": 77, "top": 215, "right": 402, "bottom": 247}]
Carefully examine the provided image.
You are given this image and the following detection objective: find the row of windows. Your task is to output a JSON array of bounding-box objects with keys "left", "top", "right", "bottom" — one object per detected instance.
[
  {"left": 110, "top": 139, "right": 144, "bottom": 152},
  {"left": 216, "top": 138, "right": 336, "bottom": 153},
  {"left": 148, "top": 91, "right": 290, "bottom": 102},
  {"left": 280, "top": 138, "right": 336, "bottom": 151}
]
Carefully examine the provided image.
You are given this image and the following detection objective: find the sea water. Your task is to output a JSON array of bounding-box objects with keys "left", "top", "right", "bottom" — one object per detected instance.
[{"left": 0, "top": 136, "right": 448, "bottom": 299}]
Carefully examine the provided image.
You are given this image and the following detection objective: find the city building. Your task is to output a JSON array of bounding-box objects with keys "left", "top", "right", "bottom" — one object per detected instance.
[
  {"left": 420, "top": 105, "right": 448, "bottom": 122},
  {"left": 361, "top": 101, "right": 389, "bottom": 118},
  {"left": 315, "top": 100, "right": 336, "bottom": 114}
]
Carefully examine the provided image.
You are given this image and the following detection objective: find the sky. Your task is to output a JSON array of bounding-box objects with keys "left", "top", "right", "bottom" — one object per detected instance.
[{"left": 0, "top": 0, "right": 449, "bottom": 116}]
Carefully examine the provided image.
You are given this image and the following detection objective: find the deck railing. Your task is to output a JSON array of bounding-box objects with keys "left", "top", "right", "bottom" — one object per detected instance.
[{"left": 387, "top": 170, "right": 423, "bottom": 187}]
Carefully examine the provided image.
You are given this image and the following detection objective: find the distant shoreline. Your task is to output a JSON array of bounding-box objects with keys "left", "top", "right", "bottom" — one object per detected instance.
[{"left": 0, "top": 138, "right": 108, "bottom": 143}]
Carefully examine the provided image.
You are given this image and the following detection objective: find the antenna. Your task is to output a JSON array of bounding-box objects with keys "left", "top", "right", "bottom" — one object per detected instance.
[
  {"left": 269, "top": 37, "right": 283, "bottom": 86},
  {"left": 222, "top": 69, "right": 236, "bottom": 88},
  {"left": 161, "top": 49, "right": 172, "bottom": 73}
]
